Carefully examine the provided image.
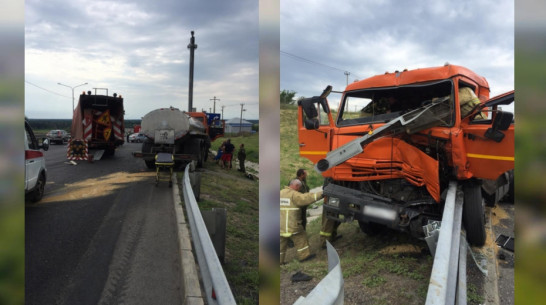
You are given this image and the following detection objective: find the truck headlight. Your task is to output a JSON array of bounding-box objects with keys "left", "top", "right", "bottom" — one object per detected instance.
[{"left": 328, "top": 197, "right": 340, "bottom": 208}]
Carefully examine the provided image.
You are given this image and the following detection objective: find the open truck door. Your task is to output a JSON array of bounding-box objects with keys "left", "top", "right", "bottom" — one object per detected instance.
[
  {"left": 462, "top": 90, "right": 514, "bottom": 180},
  {"left": 298, "top": 86, "right": 335, "bottom": 165}
]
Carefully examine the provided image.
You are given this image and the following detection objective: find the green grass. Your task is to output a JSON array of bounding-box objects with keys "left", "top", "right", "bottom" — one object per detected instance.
[
  {"left": 210, "top": 133, "right": 259, "bottom": 163},
  {"left": 179, "top": 161, "right": 258, "bottom": 304}
]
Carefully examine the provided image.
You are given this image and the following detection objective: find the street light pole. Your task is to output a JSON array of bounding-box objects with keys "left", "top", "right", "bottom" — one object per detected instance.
[{"left": 58, "top": 82, "right": 88, "bottom": 112}]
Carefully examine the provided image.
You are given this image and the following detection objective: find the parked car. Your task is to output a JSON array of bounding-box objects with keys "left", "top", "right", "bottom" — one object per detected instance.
[
  {"left": 25, "top": 120, "right": 49, "bottom": 202},
  {"left": 128, "top": 133, "right": 147, "bottom": 143},
  {"left": 46, "top": 129, "right": 70, "bottom": 144}
]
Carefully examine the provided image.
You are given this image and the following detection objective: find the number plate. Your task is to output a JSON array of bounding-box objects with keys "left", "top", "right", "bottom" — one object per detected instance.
[{"left": 363, "top": 205, "right": 397, "bottom": 221}]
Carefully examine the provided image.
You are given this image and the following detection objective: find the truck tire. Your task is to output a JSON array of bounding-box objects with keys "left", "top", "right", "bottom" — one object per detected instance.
[
  {"left": 142, "top": 140, "right": 155, "bottom": 169},
  {"left": 104, "top": 147, "right": 115, "bottom": 157},
  {"left": 29, "top": 172, "right": 46, "bottom": 203},
  {"left": 463, "top": 183, "right": 486, "bottom": 247},
  {"left": 358, "top": 220, "right": 383, "bottom": 236},
  {"left": 192, "top": 139, "right": 204, "bottom": 168}
]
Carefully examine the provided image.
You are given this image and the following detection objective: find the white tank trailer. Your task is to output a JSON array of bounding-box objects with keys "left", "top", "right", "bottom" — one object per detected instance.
[{"left": 133, "top": 107, "right": 211, "bottom": 168}]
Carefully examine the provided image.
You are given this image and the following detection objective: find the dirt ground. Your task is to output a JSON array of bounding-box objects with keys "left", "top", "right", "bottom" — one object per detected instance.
[{"left": 280, "top": 200, "right": 514, "bottom": 304}]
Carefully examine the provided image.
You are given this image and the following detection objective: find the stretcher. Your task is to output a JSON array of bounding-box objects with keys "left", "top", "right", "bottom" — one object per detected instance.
[{"left": 155, "top": 152, "right": 174, "bottom": 187}]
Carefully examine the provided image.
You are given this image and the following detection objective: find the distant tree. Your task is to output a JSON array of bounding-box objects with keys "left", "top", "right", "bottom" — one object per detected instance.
[{"left": 280, "top": 90, "right": 297, "bottom": 105}]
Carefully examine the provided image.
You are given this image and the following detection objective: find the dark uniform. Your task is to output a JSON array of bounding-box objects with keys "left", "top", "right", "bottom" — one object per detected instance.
[
  {"left": 296, "top": 178, "right": 310, "bottom": 229},
  {"left": 280, "top": 187, "right": 322, "bottom": 263},
  {"left": 320, "top": 212, "right": 341, "bottom": 248},
  {"left": 237, "top": 146, "right": 246, "bottom": 172},
  {"left": 360, "top": 97, "right": 392, "bottom": 117}
]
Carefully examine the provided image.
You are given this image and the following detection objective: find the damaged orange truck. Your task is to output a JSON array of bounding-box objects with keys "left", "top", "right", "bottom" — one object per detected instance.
[{"left": 298, "top": 64, "right": 514, "bottom": 246}]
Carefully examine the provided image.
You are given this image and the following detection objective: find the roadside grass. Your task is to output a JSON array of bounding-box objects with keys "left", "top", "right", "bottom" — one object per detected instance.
[
  {"left": 210, "top": 133, "right": 259, "bottom": 163},
  {"left": 178, "top": 160, "right": 258, "bottom": 304}
]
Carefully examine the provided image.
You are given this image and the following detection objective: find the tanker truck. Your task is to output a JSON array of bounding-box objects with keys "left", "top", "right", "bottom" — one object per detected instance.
[{"left": 132, "top": 107, "right": 224, "bottom": 169}]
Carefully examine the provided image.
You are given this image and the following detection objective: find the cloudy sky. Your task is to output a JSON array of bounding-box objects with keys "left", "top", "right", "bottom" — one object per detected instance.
[
  {"left": 24, "top": 0, "right": 258, "bottom": 120},
  {"left": 280, "top": 0, "right": 514, "bottom": 112}
]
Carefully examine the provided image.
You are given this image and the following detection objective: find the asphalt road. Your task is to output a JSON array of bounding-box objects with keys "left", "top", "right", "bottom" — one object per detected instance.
[{"left": 25, "top": 142, "right": 184, "bottom": 305}]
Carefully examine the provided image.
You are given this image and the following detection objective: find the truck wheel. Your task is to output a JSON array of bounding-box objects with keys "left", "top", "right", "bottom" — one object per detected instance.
[
  {"left": 192, "top": 139, "right": 204, "bottom": 168},
  {"left": 29, "top": 172, "right": 46, "bottom": 203},
  {"left": 463, "top": 183, "right": 486, "bottom": 247},
  {"left": 145, "top": 160, "right": 155, "bottom": 169},
  {"left": 358, "top": 220, "right": 383, "bottom": 236},
  {"left": 142, "top": 140, "right": 155, "bottom": 169},
  {"left": 104, "top": 147, "right": 115, "bottom": 157}
]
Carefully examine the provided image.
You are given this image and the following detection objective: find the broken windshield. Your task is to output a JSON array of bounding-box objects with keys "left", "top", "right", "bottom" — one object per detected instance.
[{"left": 336, "top": 80, "right": 455, "bottom": 127}]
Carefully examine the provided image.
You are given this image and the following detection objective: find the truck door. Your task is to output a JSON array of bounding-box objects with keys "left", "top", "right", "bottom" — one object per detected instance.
[
  {"left": 298, "top": 95, "right": 334, "bottom": 164},
  {"left": 462, "top": 91, "right": 514, "bottom": 180}
]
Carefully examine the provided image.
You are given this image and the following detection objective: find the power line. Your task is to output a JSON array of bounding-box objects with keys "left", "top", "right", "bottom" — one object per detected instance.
[
  {"left": 280, "top": 50, "right": 362, "bottom": 79},
  {"left": 25, "top": 80, "right": 71, "bottom": 98},
  {"left": 221, "top": 102, "right": 258, "bottom": 108}
]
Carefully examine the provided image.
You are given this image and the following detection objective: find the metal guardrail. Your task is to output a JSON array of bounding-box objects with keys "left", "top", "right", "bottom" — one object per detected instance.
[
  {"left": 182, "top": 164, "right": 236, "bottom": 305},
  {"left": 293, "top": 241, "right": 344, "bottom": 305},
  {"left": 425, "top": 181, "right": 466, "bottom": 305}
]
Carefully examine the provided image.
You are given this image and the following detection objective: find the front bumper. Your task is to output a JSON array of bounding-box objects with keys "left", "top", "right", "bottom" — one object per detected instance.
[{"left": 322, "top": 183, "right": 431, "bottom": 231}]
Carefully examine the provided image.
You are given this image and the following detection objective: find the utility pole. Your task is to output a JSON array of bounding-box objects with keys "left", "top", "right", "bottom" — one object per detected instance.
[
  {"left": 221, "top": 105, "right": 225, "bottom": 120},
  {"left": 344, "top": 71, "right": 350, "bottom": 86},
  {"left": 210, "top": 96, "right": 220, "bottom": 113},
  {"left": 239, "top": 103, "right": 246, "bottom": 134},
  {"left": 187, "top": 31, "right": 198, "bottom": 112}
]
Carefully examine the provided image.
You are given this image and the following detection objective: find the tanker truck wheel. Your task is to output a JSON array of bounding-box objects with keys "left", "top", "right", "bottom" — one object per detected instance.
[
  {"left": 463, "top": 182, "right": 486, "bottom": 247},
  {"left": 191, "top": 139, "right": 204, "bottom": 168},
  {"left": 142, "top": 140, "right": 155, "bottom": 169}
]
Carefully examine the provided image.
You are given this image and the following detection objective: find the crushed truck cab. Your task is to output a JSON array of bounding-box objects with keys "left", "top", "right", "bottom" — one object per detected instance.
[{"left": 298, "top": 64, "right": 514, "bottom": 246}]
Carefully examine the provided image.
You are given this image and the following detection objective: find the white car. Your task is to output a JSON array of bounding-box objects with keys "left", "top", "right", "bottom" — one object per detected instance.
[
  {"left": 25, "top": 120, "right": 49, "bottom": 202},
  {"left": 128, "top": 133, "right": 147, "bottom": 143}
]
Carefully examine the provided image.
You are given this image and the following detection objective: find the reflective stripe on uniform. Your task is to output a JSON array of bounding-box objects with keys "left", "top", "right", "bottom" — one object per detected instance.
[
  {"left": 320, "top": 231, "right": 331, "bottom": 237},
  {"left": 297, "top": 245, "right": 310, "bottom": 252},
  {"left": 280, "top": 233, "right": 292, "bottom": 237},
  {"left": 297, "top": 245, "right": 309, "bottom": 252}
]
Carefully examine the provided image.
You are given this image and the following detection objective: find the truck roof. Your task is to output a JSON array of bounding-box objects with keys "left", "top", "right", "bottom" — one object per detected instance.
[{"left": 345, "top": 64, "right": 489, "bottom": 92}]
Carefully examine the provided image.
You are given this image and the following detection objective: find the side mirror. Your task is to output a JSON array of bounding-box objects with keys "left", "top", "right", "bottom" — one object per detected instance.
[
  {"left": 492, "top": 110, "right": 513, "bottom": 131},
  {"left": 304, "top": 118, "right": 319, "bottom": 130},
  {"left": 41, "top": 138, "right": 49, "bottom": 151},
  {"left": 300, "top": 97, "right": 318, "bottom": 119},
  {"left": 485, "top": 111, "right": 513, "bottom": 142}
]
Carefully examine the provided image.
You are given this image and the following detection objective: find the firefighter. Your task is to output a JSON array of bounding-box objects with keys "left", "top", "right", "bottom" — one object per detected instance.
[
  {"left": 280, "top": 179, "right": 323, "bottom": 264},
  {"left": 295, "top": 169, "right": 310, "bottom": 229},
  {"left": 360, "top": 96, "right": 396, "bottom": 117},
  {"left": 320, "top": 210, "right": 342, "bottom": 249},
  {"left": 459, "top": 87, "right": 486, "bottom": 120}
]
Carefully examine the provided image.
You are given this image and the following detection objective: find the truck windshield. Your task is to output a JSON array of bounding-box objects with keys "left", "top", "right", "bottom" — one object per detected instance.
[{"left": 336, "top": 80, "right": 454, "bottom": 127}]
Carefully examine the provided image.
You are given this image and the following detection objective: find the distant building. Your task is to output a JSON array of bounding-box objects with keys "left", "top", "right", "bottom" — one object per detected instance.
[{"left": 225, "top": 117, "right": 253, "bottom": 134}]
